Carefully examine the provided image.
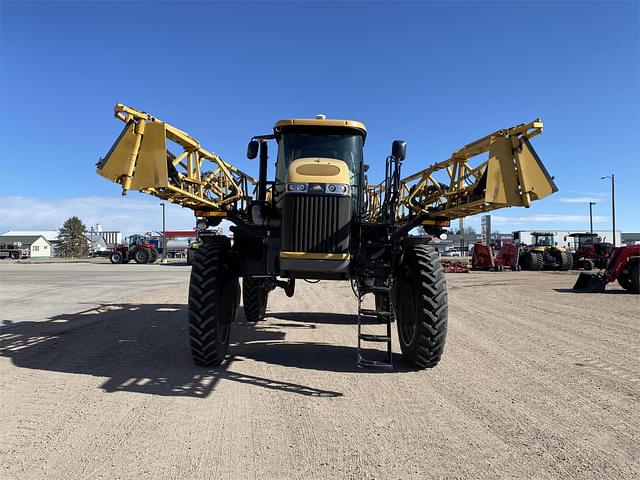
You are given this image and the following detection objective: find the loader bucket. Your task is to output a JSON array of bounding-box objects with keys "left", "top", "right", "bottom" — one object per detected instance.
[{"left": 573, "top": 272, "right": 605, "bottom": 292}]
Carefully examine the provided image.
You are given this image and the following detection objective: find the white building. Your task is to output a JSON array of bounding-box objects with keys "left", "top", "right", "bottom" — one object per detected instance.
[
  {"left": 0, "top": 235, "right": 51, "bottom": 258},
  {"left": 3, "top": 230, "right": 59, "bottom": 242}
]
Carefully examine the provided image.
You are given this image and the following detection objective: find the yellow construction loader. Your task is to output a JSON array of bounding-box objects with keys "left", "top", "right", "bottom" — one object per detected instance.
[{"left": 97, "top": 103, "right": 557, "bottom": 369}]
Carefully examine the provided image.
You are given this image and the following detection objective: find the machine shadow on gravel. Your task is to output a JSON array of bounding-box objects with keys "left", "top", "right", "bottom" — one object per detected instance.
[
  {"left": 267, "top": 312, "right": 359, "bottom": 325},
  {"left": 553, "top": 288, "right": 636, "bottom": 294},
  {"left": 1, "top": 305, "right": 410, "bottom": 398}
]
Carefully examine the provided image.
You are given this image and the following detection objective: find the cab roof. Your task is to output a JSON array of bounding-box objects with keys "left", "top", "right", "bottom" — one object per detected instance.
[{"left": 274, "top": 118, "right": 367, "bottom": 137}]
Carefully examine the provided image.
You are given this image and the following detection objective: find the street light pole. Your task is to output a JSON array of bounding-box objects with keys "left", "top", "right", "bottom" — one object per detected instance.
[
  {"left": 588, "top": 201, "right": 596, "bottom": 234},
  {"left": 600, "top": 175, "right": 616, "bottom": 247},
  {"left": 160, "top": 202, "right": 166, "bottom": 262}
]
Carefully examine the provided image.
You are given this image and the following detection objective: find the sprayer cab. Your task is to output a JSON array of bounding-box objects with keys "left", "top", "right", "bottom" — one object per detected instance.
[{"left": 245, "top": 116, "right": 370, "bottom": 278}]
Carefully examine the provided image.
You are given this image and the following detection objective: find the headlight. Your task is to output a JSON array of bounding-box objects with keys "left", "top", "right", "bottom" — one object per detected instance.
[
  {"left": 328, "top": 185, "right": 336, "bottom": 192},
  {"left": 298, "top": 184, "right": 306, "bottom": 191},
  {"left": 287, "top": 184, "right": 295, "bottom": 192},
  {"left": 340, "top": 185, "right": 348, "bottom": 193}
]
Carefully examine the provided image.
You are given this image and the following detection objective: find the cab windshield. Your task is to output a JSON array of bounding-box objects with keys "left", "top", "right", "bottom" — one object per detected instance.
[
  {"left": 534, "top": 235, "right": 554, "bottom": 246},
  {"left": 276, "top": 129, "right": 364, "bottom": 186}
]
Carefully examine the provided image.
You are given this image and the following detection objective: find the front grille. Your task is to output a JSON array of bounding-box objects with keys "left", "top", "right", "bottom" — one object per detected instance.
[{"left": 282, "top": 195, "right": 350, "bottom": 253}]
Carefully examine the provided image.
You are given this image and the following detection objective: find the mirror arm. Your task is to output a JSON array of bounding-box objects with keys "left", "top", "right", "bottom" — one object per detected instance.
[{"left": 257, "top": 140, "right": 269, "bottom": 203}]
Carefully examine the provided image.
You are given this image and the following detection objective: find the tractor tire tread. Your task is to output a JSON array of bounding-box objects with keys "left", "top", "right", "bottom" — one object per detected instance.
[
  {"left": 243, "top": 277, "right": 268, "bottom": 322},
  {"left": 396, "top": 245, "right": 448, "bottom": 369},
  {"left": 188, "top": 243, "right": 237, "bottom": 366}
]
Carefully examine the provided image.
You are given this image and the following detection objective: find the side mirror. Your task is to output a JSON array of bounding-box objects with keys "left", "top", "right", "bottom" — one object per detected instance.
[
  {"left": 363, "top": 164, "right": 370, "bottom": 173},
  {"left": 247, "top": 140, "right": 259, "bottom": 159},
  {"left": 392, "top": 140, "right": 406, "bottom": 161}
]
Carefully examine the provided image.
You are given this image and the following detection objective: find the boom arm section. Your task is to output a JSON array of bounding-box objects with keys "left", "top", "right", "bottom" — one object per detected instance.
[
  {"left": 97, "top": 103, "right": 256, "bottom": 213},
  {"left": 366, "top": 119, "right": 557, "bottom": 225}
]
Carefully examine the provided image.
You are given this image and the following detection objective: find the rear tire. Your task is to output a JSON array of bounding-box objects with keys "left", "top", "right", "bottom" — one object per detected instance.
[
  {"left": 243, "top": 277, "right": 268, "bottom": 322},
  {"left": 110, "top": 252, "right": 123, "bottom": 264},
  {"left": 394, "top": 245, "right": 448, "bottom": 369},
  {"left": 134, "top": 248, "right": 151, "bottom": 264},
  {"left": 583, "top": 259, "right": 594, "bottom": 271},
  {"left": 559, "top": 251, "right": 573, "bottom": 271},
  {"left": 188, "top": 242, "right": 239, "bottom": 366},
  {"left": 10, "top": 251, "right": 20, "bottom": 259}
]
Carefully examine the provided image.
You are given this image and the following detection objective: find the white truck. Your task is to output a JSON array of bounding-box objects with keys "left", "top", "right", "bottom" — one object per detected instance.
[{"left": 0, "top": 242, "right": 30, "bottom": 260}]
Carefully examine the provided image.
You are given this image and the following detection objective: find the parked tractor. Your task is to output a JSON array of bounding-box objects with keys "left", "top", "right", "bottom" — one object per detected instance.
[
  {"left": 97, "top": 103, "right": 557, "bottom": 369},
  {"left": 519, "top": 231, "right": 573, "bottom": 271},
  {"left": 574, "top": 245, "right": 640, "bottom": 293},
  {"left": 566, "top": 232, "right": 613, "bottom": 270},
  {"left": 110, "top": 234, "right": 158, "bottom": 264}
]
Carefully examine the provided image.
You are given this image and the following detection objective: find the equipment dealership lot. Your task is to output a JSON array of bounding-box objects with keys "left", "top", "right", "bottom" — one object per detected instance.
[{"left": 1, "top": 263, "right": 638, "bottom": 479}]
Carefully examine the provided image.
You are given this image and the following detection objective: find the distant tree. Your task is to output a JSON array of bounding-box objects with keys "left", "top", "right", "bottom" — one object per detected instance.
[
  {"left": 454, "top": 226, "right": 477, "bottom": 235},
  {"left": 57, "top": 216, "right": 90, "bottom": 257}
]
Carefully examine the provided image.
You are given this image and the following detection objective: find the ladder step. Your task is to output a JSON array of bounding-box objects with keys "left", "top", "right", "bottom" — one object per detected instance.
[
  {"left": 359, "top": 334, "right": 391, "bottom": 343},
  {"left": 359, "top": 309, "right": 392, "bottom": 317},
  {"left": 358, "top": 357, "right": 393, "bottom": 369},
  {"left": 359, "top": 285, "right": 390, "bottom": 294}
]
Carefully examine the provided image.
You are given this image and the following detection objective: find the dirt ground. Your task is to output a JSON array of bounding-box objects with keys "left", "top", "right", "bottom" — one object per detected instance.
[{"left": 1, "top": 267, "right": 639, "bottom": 479}]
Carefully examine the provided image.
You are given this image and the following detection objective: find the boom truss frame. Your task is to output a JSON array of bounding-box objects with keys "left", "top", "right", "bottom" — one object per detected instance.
[
  {"left": 97, "top": 103, "right": 256, "bottom": 214},
  {"left": 365, "top": 120, "right": 555, "bottom": 226}
]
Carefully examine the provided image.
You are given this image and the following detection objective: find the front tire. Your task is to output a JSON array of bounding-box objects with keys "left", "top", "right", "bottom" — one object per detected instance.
[
  {"left": 10, "top": 251, "right": 20, "bottom": 259},
  {"left": 188, "top": 242, "right": 239, "bottom": 366},
  {"left": 110, "top": 251, "right": 123, "bottom": 264},
  {"left": 243, "top": 277, "right": 268, "bottom": 322},
  {"left": 618, "top": 261, "right": 639, "bottom": 293},
  {"left": 394, "top": 244, "right": 448, "bottom": 369}
]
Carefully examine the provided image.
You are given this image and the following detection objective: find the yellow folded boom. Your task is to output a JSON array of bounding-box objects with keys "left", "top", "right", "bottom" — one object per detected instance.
[
  {"left": 366, "top": 119, "right": 557, "bottom": 225},
  {"left": 97, "top": 103, "right": 256, "bottom": 213}
]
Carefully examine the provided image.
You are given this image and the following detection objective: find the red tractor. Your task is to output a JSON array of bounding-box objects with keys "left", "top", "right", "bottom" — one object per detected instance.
[
  {"left": 574, "top": 245, "right": 640, "bottom": 293},
  {"left": 566, "top": 232, "right": 613, "bottom": 270},
  {"left": 109, "top": 234, "right": 158, "bottom": 264}
]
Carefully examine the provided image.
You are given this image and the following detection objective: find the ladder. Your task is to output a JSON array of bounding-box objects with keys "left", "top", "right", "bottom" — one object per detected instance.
[
  {"left": 356, "top": 261, "right": 394, "bottom": 369},
  {"left": 356, "top": 152, "right": 402, "bottom": 369}
]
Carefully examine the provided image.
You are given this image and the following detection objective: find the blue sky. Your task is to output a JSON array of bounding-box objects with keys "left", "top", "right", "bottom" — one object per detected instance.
[{"left": 1, "top": 1, "right": 638, "bottom": 235}]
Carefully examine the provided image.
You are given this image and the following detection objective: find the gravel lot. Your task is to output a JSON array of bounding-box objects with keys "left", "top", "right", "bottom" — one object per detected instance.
[{"left": 1, "top": 263, "right": 638, "bottom": 479}]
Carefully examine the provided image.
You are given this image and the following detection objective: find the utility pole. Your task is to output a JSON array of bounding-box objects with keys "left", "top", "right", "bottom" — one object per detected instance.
[
  {"left": 600, "top": 175, "right": 616, "bottom": 247},
  {"left": 588, "top": 201, "right": 596, "bottom": 234},
  {"left": 160, "top": 202, "right": 167, "bottom": 262}
]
